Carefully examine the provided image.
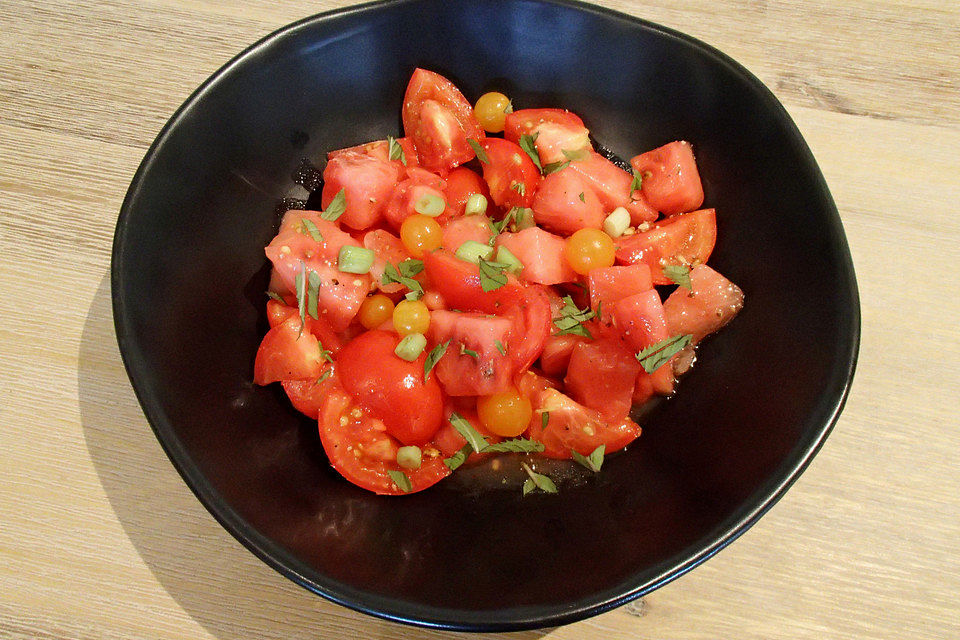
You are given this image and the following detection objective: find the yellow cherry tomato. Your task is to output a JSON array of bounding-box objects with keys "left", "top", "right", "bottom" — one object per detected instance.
[
  {"left": 392, "top": 299, "right": 430, "bottom": 336},
  {"left": 400, "top": 214, "right": 442, "bottom": 258},
  {"left": 477, "top": 388, "right": 533, "bottom": 438},
  {"left": 565, "top": 228, "right": 616, "bottom": 275},
  {"left": 357, "top": 294, "right": 395, "bottom": 330},
  {"left": 474, "top": 92, "right": 512, "bottom": 133}
]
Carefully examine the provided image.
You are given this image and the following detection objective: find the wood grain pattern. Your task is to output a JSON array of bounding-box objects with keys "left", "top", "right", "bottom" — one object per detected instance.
[{"left": 2, "top": 1, "right": 959, "bottom": 638}]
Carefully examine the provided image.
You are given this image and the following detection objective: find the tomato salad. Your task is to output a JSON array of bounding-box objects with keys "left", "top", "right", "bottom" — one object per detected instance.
[{"left": 254, "top": 69, "right": 743, "bottom": 495}]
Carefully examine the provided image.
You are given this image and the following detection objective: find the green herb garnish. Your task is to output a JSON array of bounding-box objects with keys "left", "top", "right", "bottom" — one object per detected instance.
[
  {"left": 307, "top": 270, "right": 321, "bottom": 319},
  {"left": 541, "top": 411, "right": 549, "bottom": 430},
  {"left": 521, "top": 462, "right": 558, "bottom": 495},
  {"left": 387, "top": 135, "right": 407, "bottom": 166},
  {"left": 481, "top": 438, "right": 544, "bottom": 454},
  {"left": 449, "top": 412, "right": 488, "bottom": 453},
  {"left": 295, "top": 261, "right": 307, "bottom": 333},
  {"left": 518, "top": 133, "right": 542, "bottom": 171},
  {"left": 266, "top": 291, "right": 286, "bottom": 304},
  {"left": 494, "top": 340, "right": 506, "bottom": 356},
  {"left": 478, "top": 258, "right": 508, "bottom": 292},
  {"left": 383, "top": 262, "right": 424, "bottom": 300},
  {"left": 562, "top": 148, "right": 588, "bottom": 162},
  {"left": 398, "top": 258, "right": 424, "bottom": 277},
  {"left": 630, "top": 169, "right": 643, "bottom": 196},
  {"left": 423, "top": 340, "right": 450, "bottom": 380},
  {"left": 510, "top": 181, "right": 526, "bottom": 196},
  {"left": 542, "top": 160, "right": 570, "bottom": 174},
  {"left": 320, "top": 188, "right": 346, "bottom": 221},
  {"left": 460, "top": 344, "right": 479, "bottom": 360},
  {"left": 443, "top": 444, "right": 472, "bottom": 471},
  {"left": 571, "top": 445, "right": 605, "bottom": 472},
  {"left": 663, "top": 264, "right": 692, "bottom": 290},
  {"left": 578, "top": 191, "right": 585, "bottom": 202},
  {"left": 553, "top": 295, "right": 595, "bottom": 338},
  {"left": 635, "top": 334, "right": 693, "bottom": 373},
  {"left": 387, "top": 469, "right": 412, "bottom": 492},
  {"left": 301, "top": 218, "right": 324, "bottom": 242},
  {"left": 316, "top": 369, "right": 333, "bottom": 384},
  {"left": 467, "top": 138, "right": 489, "bottom": 164}
]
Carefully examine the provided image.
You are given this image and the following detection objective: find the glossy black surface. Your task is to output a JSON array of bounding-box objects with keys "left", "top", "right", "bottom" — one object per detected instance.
[{"left": 112, "top": 0, "right": 859, "bottom": 631}]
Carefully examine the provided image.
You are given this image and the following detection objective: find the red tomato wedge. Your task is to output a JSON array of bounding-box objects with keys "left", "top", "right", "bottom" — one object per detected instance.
[
  {"left": 587, "top": 264, "right": 654, "bottom": 311},
  {"left": 336, "top": 331, "right": 444, "bottom": 445},
  {"left": 327, "top": 136, "right": 419, "bottom": 173},
  {"left": 526, "top": 388, "right": 642, "bottom": 459},
  {"left": 321, "top": 149, "right": 399, "bottom": 230},
  {"left": 494, "top": 227, "right": 577, "bottom": 286},
  {"left": 564, "top": 338, "right": 641, "bottom": 421},
  {"left": 479, "top": 137, "right": 540, "bottom": 209},
  {"left": 630, "top": 140, "right": 704, "bottom": 215},
  {"left": 531, "top": 168, "right": 604, "bottom": 235},
  {"left": 362, "top": 229, "right": 411, "bottom": 294},
  {"left": 614, "top": 208, "right": 717, "bottom": 284},
  {"left": 443, "top": 166, "right": 490, "bottom": 218},
  {"left": 383, "top": 167, "right": 446, "bottom": 231},
  {"left": 663, "top": 264, "right": 744, "bottom": 342},
  {"left": 402, "top": 68, "right": 485, "bottom": 173},
  {"left": 422, "top": 249, "right": 525, "bottom": 314},
  {"left": 318, "top": 375, "right": 451, "bottom": 495},
  {"left": 253, "top": 317, "right": 323, "bottom": 385},
  {"left": 441, "top": 215, "right": 494, "bottom": 253},
  {"left": 265, "top": 211, "right": 371, "bottom": 330},
  {"left": 568, "top": 152, "right": 658, "bottom": 225},
  {"left": 539, "top": 334, "right": 583, "bottom": 377},
  {"left": 428, "top": 310, "right": 515, "bottom": 396},
  {"left": 503, "top": 108, "right": 591, "bottom": 166},
  {"left": 266, "top": 299, "right": 299, "bottom": 329},
  {"left": 612, "top": 290, "right": 676, "bottom": 396},
  {"left": 282, "top": 371, "right": 337, "bottom": 420}
]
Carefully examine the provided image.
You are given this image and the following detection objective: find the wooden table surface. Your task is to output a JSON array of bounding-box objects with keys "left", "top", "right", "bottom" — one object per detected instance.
[{"left": 2, "top": 1, "right": 958, "bottom": 638}]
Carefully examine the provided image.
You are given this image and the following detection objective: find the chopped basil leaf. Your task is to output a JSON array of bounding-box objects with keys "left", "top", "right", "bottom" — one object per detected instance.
[
  {"left": 635, "top": 334, "right": 693, "bottom": 373},
  {"left": 521, "top": 462, "right": 558, "bottom": 494},
  {"left": 460, "top": 344, "right": 479, "bottom": 360},
  {"left": 541, "top": 411, "right": 549, "bottom": 430},
  {"left": 630, "top": 169, "right": 643, "bottom": 195},
  {"left": 295, "top": 261, "right": 307, "bottom": 333},
  {"left": 553, "top": 295, "right": 594, "bottom": 338},
  {"left": 266, "top": 291, "right": 286, "bottom": 304},
  {"left": 307, "top": 270, "right": 321, "bottom": 320},
  {"left": 481, "top": 438, "right": 544, "bottom": 453},
  {"left": 595, "top": 300, "right": 603, "bottom": 323},
  {"left": 571, "top": 445, "right": 605, "bottom": 472},
  {"left": 387, "top": 135, "right": 407, "bottom": 166},
  {"left": 317, "top": 340, "right": 333, "bottom": 363},
  {"left": 316, "top": 369, "right": 333, "bottom": 384},
  {"left": 467, "top": 138, "right": 489, "bottom": 164},
  {"left": 383, "top": 263, "right": 424, "bottom": 299},
  {"left": 423, "top": 340, "right": 450, "bottom": 380},
  {"left": 320, "top": 188, "right": 346, "bottom": 221},
  {"left": 518, "top": 133, "right": 542, "bottom": 171},
  {"left": 387, "top": 469, "right": 412, "bottom": 493},
  {"left": 542, "top": 160, "right": 570, "bottom": 174},
  {"left": 478, "top": 258, "right": 508, "bottom": 292},
  {"left": 398, "top": 258, "right": 424, "bottom": 277},
  {"left": 663, "top": 264, "right": 692, "bottom": 290},
  {"left": 449, "top": 412, "right": 488, "bottom": 453},
  {"left": 562, "top": 148, "right": 588, "bottom": 162},
  {"left": 494, "top": 340, "right": 506, "bottom": 356},
  {"left": 578, "top": 191, "right": 585, "bottom": 202},
  {"left": 510, "top": 181, "right": 526, "bottom": 196},
  {"left": 301, "top": 218, "right": 324, "bottom": 242},
  {"left": 522, "top": 478, "right": 536, "bottom": 496},
  {"left": 444, "top": 444, "right": 472, "bottom": 471}
]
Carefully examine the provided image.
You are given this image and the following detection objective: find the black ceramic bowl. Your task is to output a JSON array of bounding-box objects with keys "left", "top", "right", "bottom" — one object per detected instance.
[{"left": 112, "top": 0, "right": 859, "bottom": 631}]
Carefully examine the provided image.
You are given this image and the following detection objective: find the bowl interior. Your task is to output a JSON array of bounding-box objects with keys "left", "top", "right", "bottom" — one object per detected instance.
[{"left": 113, "top": 0, "right": 859, "bottom": 630}]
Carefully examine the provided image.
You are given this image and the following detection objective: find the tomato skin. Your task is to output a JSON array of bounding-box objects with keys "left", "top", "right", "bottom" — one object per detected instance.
[
  {"left": 267, "top": 299, "right": 299, "bottom": 329},
  {"left": 327, "top": 136, "right": 420, "bottom": 173},
  {"left": 503, "top": 109, "right": 591, "bottom": 165},
  {"left": 564, "top": 338, "right": 640, "bottom": 421},
  {"left": 422, "top": 249, "right": 525, "bottom": 314},
  {"left": 663, "top": 264, "right": 744, "bottom": 343},
  {"left": 611, "top": 290, "right": 675, "bottom": 396},
  {"left": 321, "top": 149, "right": 399, "bottom": 230},
  {"left": 479, "top": 137, "right": 540, "bottom": 209},
  {"left": 526, "top": 388, "right": 641, "bottom": 459},
  {"left": 503, "top": 284, "right": 552, "bottom": 374},
  {"left": 630, "top": 140, "right": 704, "bottom": 215},
  {"left": 282, "top": 370, "right": 337, "bottom": 419},
  {"left": 402, "top": 68, "right": 485, "bottom": 173},
  {"left": 568, "top": 152, "right": 658, "bottom": 225},
  {"left": 587, "top": 264, "right": 654, "bottom": 311},
  {"left": 614, "top": 208, "right": 717, "bottom": 284},
  {"left": 253, "top": 317, "right": 323, "bottom": 385},
  {"left": 495, "top": 228, "right": 577, "bottom": 285},
  {"left": 531, "top": 168, "right": 604, "bottom": 236},
  {"left": 336, "top": 331, "right": 444, "bottom": 445},
  {"left": 428, "top": 310, "right": 515, "bottom": 396},
  {"left": 443, "top": 166, "right": 490, "bottom": 218},
  {"left": 539, "top": 334, "right": 583, "bottom": 377},
  {"left": 318, "top": 377, "right": 451, "bottom": 495}
]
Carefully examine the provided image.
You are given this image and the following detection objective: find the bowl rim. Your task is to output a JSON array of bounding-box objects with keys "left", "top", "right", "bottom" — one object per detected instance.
[{"left": 111, "top": 0, "right": 861, "bottom": 631}]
